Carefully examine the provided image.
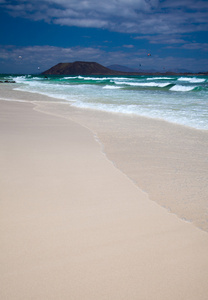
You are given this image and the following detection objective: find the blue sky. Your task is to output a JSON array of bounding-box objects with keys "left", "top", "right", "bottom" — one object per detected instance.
[{"left": 0, "top": 0, "right": 208, "bottom": 74}]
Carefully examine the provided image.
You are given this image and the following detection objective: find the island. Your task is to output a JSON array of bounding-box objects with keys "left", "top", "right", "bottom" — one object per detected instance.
[
  {"left": 42, "top": 61, "right": 208, "bottom": 76},
  {"left": 42, "top": 61, "right": 125, "bottom": 75}
]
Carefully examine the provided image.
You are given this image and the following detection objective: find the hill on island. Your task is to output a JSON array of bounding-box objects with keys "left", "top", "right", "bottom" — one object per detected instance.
[
  {"left": 42, "top": 61, "right": 207, "bottom": 76},
  {"left": 42, "top": 61, "right": 127, "bottom": 75}
]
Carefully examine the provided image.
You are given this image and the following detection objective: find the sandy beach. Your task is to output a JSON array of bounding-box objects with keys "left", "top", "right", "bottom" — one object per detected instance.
[
  {"left": 1, "top": 87, "right": 208, "bottom": 299},
  {"left": 36, "top": 100, "right": 208, "bottom": 232}
]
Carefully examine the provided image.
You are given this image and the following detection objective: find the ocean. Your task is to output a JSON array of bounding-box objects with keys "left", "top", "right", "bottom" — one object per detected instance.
[{"left": 1, "top": 74, "right": 208, "bottom": 130}]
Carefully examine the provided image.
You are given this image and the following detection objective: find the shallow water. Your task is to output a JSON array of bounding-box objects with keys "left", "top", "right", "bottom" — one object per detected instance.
[{"left": 2, "top": 73, "right": 208, "bottom": 130}]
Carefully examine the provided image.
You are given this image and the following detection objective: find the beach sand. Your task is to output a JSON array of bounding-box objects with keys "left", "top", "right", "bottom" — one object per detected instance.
[
  {"left": 36, "top": 101, "right": 208, "bottom": 232},
  {"left": 1, "top": 87, "right": 208, "bottom": 299}
]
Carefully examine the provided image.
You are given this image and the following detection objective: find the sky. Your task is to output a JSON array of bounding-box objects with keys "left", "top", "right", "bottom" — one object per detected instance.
[{"left": 0, "top": 0, "right": 208, "bottom": 74}]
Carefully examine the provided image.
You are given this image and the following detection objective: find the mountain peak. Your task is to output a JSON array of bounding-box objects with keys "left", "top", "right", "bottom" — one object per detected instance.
[{"left": 42, "top": 61, "right": 123, "bottom": 75}]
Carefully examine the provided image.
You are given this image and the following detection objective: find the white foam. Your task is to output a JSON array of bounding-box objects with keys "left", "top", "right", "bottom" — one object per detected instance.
[
  {"left": 81, "top": 76, "right": 133, "bottom": 81},
  {"left": 178, "top": 77, "right": 205, "bottom": 83},
  {"left": 14, "top": 76, "right": 27, "bottom": 83},
  {"left": 0, "top": 97, "right": 28, "bottom": 103},
  {"left": 178, "top": 77, "right": 192, "bottom": 81},
  {"left": 14, "top": 87, "right": 76, "bottom": 102},
  {"left": 66, "top": 76, "right": 134, "bottom": 82},
  {"left": 63, "top": 76, "right": 80, "bottom": 79},
  {"left": 81, "top": 76, "right": 109, "bottom": 81},
  {"left": 31, "top": 77, "right": 44, "bottom": 80},
  {"left": 103, "top": 85, "right": 122, "bottom": 89},
  {"left": 70, "top": 101, "right": 208, "bottom": 130},
  {"left": 109, "top": 77, "right": 133, "bottom": 81},
  {"left": 147, "top": 77, "right": 172, "bottom": 80},
  {"left": 114, "top": 81, "right": 170, "bottom": 87},
  {"left": 9, "top": 74, "right": 208, "bottom": 131},
  {"left": 189, "top": 78, "right": 205, "bottom": 83},
  {"left": 170, "top": 85, "right": 195, "bottom": 92}
]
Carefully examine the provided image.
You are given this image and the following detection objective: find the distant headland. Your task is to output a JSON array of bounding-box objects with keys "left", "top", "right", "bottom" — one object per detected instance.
[{"left": 42, "top": 61, "right": 208, "bottom": 76}]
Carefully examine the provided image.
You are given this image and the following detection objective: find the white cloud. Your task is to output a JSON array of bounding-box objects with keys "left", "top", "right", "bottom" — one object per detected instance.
[
  {"left": 0, "top": 44, "right": 207, "bottom": 73},
  {"left": 123, "top": 45, "right": 134, "bottom": 48},
  {"left": 182, "top": 42, "right": 208, "bottom": 51},
  {"left": 0, "top": 45, "right": 105, "bottom": 68},
  {"left": 2, "top": 0, "right": 207, "bottom": 35},
  {"left": 134, "top": 34, "right": 186, "bottom": 45}
]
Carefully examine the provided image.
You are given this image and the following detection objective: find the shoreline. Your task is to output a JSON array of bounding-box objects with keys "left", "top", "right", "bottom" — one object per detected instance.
[
  {"left": 34, "top": 101, "right": 208, "bottom": 232},
  {"left": 1, "top": 89, "right": 208, "bottom": 299},
  {"left": 1, "top": 85, "right": 208, "bottom": 232}
]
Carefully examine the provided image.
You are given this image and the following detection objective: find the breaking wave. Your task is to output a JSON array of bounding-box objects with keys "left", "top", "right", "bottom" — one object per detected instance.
[{"left": 7, "top": 73, "right": 208, "bottom": 130}]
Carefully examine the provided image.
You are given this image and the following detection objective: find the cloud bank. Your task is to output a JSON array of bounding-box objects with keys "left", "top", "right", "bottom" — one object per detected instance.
[
  {"left": 1, "top": 44, "right": 207, "bottom": 73},
  {"left": 2, "top": 0, "right": 208, "bottom": 35}
]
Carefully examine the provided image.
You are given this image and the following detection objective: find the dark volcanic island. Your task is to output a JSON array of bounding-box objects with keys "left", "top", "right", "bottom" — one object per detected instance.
[
  {"left": 42, "top": 61, "right": 208, "bottom": 76},
  {"left": 42, "top": 61, "right": 124, "bottom": 75}
]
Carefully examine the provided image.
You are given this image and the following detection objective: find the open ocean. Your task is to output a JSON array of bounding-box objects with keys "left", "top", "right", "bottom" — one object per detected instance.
[{"left": 2, "top": 74, "right": 208, "bottom": 130}]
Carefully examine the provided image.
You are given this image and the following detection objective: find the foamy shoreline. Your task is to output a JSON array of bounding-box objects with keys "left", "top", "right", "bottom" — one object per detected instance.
[
  {"left": 1, "top": 85, "right": 208, "bottom": 231},
  {"left": 8, "top": 73, "right": 208, "bottom": 130},
  {"left": 1, "top": 86, "right": 208, "bottom": 299},
  {"left": 35, "top": 100, "right": 208, "bottom": 232}
]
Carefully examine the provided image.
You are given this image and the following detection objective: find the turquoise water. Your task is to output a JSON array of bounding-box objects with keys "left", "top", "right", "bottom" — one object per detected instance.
[{"left": 2, "top": 74, "right": 208, "bottom": 130}]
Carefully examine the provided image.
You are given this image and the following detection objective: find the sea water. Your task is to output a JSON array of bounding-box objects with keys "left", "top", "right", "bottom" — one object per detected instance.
[{"left": 1, "top": 74, "right": 208, "bottom": 130}]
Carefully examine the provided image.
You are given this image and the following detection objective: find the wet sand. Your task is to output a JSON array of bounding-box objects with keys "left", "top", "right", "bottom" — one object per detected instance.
[
  {"left": 36, "top": 100, "right": 208, "bottom": 232},
  {"left": 0, "top": 87, "right": 208, "bottom": 299}
]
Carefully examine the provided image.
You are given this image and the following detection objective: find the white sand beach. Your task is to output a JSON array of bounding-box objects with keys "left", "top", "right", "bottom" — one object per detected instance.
[{"left": 1, "top": 87, "right": 208, "bottom": 299}]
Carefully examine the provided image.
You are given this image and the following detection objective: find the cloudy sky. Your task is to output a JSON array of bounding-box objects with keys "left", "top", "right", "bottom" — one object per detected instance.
[{"left": 0, "top": 0, "right": 208, "bottom": 73}]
